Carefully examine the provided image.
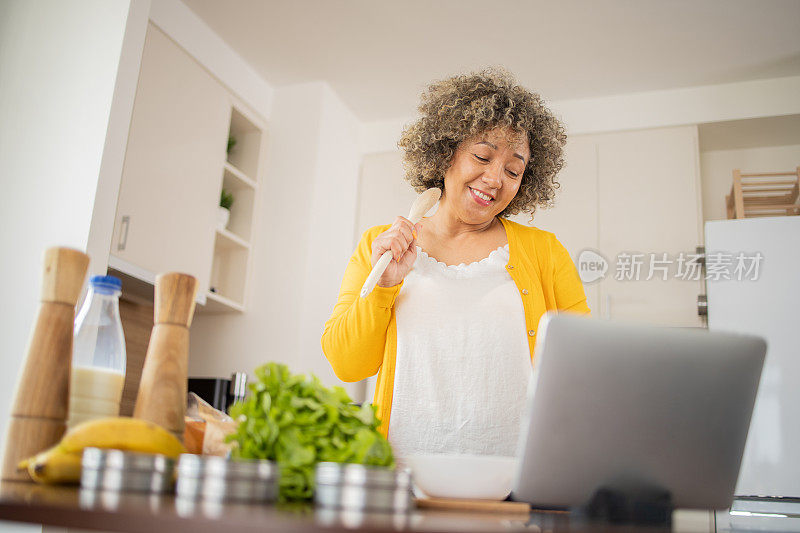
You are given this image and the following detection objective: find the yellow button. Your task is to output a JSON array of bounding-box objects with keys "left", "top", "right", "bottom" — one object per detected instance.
[
  {"left": 521, "top": 289, "right": 529, "bottom": 295},
  {"left": 507, "top": 264, "right": 514, "bottom": 270},
  {"left": 528, "top": 329, "right": 536, "bottom": 336}
]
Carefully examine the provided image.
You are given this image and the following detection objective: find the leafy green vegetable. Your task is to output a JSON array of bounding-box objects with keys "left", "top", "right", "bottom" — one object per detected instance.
[
  {"left": 220, "top": 189, "right": 234, "bottom": 210},
  {"left": 227, "top": 363, "right": 394, "bottom": 500}
]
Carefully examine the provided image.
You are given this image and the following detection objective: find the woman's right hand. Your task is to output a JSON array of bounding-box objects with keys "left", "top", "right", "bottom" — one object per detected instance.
[{"left": 370, "top": 217, "right": 422, "bottom": 288}]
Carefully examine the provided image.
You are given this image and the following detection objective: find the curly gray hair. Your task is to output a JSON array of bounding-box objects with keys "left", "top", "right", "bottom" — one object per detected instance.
[{"left": 398, "top": 68, "right": 566, "bottom": 216}]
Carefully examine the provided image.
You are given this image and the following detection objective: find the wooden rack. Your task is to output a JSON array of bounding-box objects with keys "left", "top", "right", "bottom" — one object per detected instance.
[{"left": 726, "top": 167, "right": 800, "bottom": 219}]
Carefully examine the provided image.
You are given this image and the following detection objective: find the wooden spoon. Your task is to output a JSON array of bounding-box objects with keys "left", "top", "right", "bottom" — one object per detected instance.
[{"left": 360, "top": 187, "right": 441, "bottom": 298}]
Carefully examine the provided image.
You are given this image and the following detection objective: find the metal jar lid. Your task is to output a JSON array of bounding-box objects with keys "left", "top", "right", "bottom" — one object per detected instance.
[
  {"left": 314, "top": 483, "right": 413, "bottom": 513},
  {"left": 80, "top": 448, "right": 175, "bottom": 494},
  {"left": 314, "top": 463, "right": 413, "bottom": 513},
  {"left": 176, "top": 454, "right": 279, "bottom": 503},
  {"left": 315, "top": 462, "right": 412, "bottom": 489},
  {"left": 176, "top": 454, "right": 277, "bottom": 481},
  {"left": 82, "top": 447, "right": 174, "bottom": 473}
]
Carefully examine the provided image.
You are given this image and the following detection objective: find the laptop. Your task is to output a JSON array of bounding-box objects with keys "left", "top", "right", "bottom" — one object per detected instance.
[{"left": 512, "top": 313, "right": 766, "bottom": 510}]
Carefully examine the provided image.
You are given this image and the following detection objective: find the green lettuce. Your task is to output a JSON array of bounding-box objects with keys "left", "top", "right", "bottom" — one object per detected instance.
[{"left": 227, "top": 363, "right": 394, "bottom": 500}]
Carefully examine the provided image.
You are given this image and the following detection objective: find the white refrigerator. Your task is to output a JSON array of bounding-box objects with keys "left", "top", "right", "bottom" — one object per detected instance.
[{"left": 705, "top": 217, "right": 800, "bottom": 498}]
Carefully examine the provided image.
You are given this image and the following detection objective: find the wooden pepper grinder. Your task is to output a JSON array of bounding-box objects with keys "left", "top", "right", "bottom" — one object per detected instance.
[
  {"left": 2, "top": 247, "right": 90, "bottom": 481},
  {"left": 133, "top": 272, "right": 197, "bottom": 440}
]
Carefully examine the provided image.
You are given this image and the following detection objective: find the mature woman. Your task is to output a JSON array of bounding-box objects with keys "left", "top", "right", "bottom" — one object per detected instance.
[{"left": 322, "top": 69, "right": 589, "bottom": 460}]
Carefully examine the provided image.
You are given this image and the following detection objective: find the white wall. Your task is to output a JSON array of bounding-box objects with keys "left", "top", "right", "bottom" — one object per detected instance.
[
  {"left": 189, "top": 82, "right": 364, "bottom": 399},
  {"left": 700, "top": 145, "right": 800, "bottom": 221},
  {"left": 359, "top": 76, "right": 800, "bottom": 155},
  {"left": 552, "top": 76, "right": 800, "bottom": 136},
  {"left": 298, "top": 85, "right": 362, "bottom": 394},
  {"left": 0, "top": 1, "right": 142, "bottom": 531},
  {"left": 357, "top": 152, "right": 418, "bottom": 238},
  {"left": 0, "top": 0, "right": 134, "bottom": 442}
]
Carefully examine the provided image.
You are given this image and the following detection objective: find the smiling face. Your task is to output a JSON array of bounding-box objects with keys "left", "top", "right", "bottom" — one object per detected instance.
[{"left": 440, "top": 128, "right": 530, "bottom": 225}]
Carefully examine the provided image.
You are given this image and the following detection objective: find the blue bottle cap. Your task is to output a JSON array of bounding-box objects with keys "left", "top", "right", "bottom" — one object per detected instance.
[{"left": 90, "top": 275, "right": 122, "bottom": 294}]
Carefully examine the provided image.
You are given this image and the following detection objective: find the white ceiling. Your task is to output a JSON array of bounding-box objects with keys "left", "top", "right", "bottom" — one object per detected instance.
[{"left": 183, "top": 0, "right": 800, "bottom": 122}]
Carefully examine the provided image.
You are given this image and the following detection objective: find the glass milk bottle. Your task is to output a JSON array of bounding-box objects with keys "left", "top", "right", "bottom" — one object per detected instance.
[{"left": 67, "top": 275, "right": 127, "bottom": 429}]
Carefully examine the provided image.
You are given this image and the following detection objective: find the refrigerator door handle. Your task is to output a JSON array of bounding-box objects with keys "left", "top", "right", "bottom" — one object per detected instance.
[{"left": 697, "top": 294, "right": 708, "bottom": 316}]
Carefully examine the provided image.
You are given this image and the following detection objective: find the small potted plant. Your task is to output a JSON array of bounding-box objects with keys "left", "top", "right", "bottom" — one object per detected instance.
[{"left": 218, "top": 189, "right": 234, "bottom": 230}]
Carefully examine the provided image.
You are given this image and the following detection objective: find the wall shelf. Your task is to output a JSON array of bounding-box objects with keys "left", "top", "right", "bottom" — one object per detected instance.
[
  {"left": 208, "top": 99, "right": 264, "bottom": 313},
  {"left": 202, "top": 291, "right": 245, "bottom": 313},
  {"left": 221, "top": 165, "right": 256, "bottom": 242},
  {"left": 108, "top": 25, "right": 264, "bottom": 317},
  {"left": 223, "top": 161, "right": 256, "bottom": 189},
  {"left": 216, "top": 227, "right": 250, "bottom": 250},
  {"left": 226, "top": 105, "right": 263, "bottom": 179}
]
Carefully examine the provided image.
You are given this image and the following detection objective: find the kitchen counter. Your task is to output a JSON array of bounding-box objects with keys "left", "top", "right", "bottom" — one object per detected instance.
[{"left": 0, "top": 482, "right": 674, "bottom": 533}]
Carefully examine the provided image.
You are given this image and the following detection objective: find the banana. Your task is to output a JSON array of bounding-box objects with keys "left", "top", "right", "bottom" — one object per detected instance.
[
  {"left": 59, "top": 417, "right": 187, "bottom": 458},
  {"left": 18, "top": 417, "right": 187, "bottom": 484},
  {"left": 24, "top": 447, "right": 83, "bottom": 484}
]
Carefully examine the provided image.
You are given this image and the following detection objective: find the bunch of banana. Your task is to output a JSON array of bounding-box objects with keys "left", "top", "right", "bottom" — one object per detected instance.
[{"left": 18, "top": 417, "right": 187, "bottom": 484}]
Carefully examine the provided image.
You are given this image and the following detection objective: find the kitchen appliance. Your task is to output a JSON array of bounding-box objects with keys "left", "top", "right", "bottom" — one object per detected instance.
[
  {"left": 705, "top": 217, "right": 800, "bottom": 498},
  {"left": 188, "top": 372, "right": 247, "bottom": 413},
  {"left": 513, "top": 313, "right": 766, "bottom": 510}
]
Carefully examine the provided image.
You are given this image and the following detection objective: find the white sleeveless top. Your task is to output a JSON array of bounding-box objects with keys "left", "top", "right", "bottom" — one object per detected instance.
[{"left": 387, "top": 244, "right": 531, "bottom": 460}]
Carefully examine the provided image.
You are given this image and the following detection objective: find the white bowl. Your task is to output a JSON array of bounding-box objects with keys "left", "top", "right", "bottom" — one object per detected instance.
[{"left": 406, "top": 453, "right": 517, "bottom": 500}]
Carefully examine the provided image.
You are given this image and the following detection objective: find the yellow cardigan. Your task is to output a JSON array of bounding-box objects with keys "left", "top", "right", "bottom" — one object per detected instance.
[{"left": 322, "top": 217, "right": 590, "bottom": 436}]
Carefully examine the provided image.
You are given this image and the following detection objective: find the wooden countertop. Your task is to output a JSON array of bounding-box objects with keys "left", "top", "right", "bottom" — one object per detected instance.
[{"left": 0, "top": 482, "right": 669, "bottom": 533}]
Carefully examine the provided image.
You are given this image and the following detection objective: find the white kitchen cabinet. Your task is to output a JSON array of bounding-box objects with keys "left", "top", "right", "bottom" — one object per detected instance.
[
  {"left": 596, "top": 126, "right": 703, "bottom": 326},
  {"left": 533, "top": 126, "right": 703, "bottom": 326},
  {"left": 111, "top": 23, "right": 232, "bottom": 299}
]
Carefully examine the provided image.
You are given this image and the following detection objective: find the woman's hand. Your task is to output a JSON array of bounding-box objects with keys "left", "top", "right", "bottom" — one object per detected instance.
[{"left": 370, "top": 217, "right": 422, "bottom": 288}]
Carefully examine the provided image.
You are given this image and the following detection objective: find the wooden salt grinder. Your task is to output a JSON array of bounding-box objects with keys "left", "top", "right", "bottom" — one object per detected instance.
[
  {"left": 1, "top": 247, "right": 90, "bottom": 481},
  {"left": 133, "top": 272, "right": 197, "bottom": 440}
]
